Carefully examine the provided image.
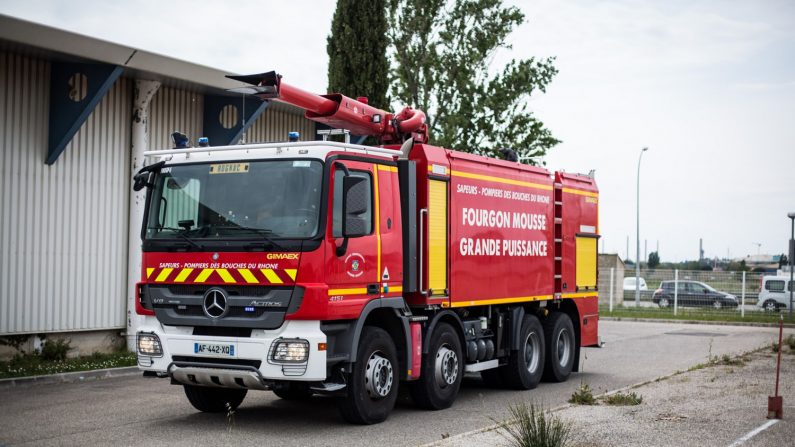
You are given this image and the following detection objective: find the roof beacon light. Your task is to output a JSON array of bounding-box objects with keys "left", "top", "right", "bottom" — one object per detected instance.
[
  {"left": 198, "top": 137, "right": 209, "bottom": 147},
  {"left": 171, "top": 131, "right": 190, "bottom": 149},
  {"left": 288, "top": 131, "right": 300, "bottom": 142}
]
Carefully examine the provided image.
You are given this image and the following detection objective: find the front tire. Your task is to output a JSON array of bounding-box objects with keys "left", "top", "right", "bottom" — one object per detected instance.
[
  {"left": 183, "top": 385, "right": 247, "bottom": 413},
  {"left": 410, "top": 322, "right": 463, "bottom": 410},
  {"left": 542, "top": 312, "right": 575, "bottom": 382},
  {"left": 338, "top": 326, "right": 399, "bottom": 424}
]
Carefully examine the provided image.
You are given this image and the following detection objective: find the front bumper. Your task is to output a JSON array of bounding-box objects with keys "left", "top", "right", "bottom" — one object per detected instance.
[{"left": 137, "top": 319, "right": 327, "bottom": 388}]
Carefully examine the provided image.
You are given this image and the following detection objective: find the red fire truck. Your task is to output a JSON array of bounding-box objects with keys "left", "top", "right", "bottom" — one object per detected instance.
[{"left": 134, "top": 71, "right": 599, "bottom": 424}]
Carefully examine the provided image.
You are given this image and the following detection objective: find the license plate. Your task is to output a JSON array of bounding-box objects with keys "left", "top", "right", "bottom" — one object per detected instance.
[{"left": 194, "top": 342, "right": 236, "bottom": 357}]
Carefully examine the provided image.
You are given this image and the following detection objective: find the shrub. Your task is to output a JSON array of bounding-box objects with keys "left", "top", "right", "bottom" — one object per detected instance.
[
  {"left": 39, "top": 338, "right": 71, "bottom": 361},
  {"left": 568, "top": 382, "right": 596, "bottom": 405},
  {"left": 603, "top": 392, "right": 643, "bottom": 406},
  {"left": 498, "top": 403, "right": 572, "bottom": 447}
]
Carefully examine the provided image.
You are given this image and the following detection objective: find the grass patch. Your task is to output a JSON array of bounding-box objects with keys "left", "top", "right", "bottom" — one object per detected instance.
[
  {"left": 600, "top": 306, "right": 786, "bottom": 324},
  {"left": 497, "top": 402, "right": 572, "bottom": 447},
  {"left": 568, "top": 382, "right": 596, "bottom": 405},
  {"left": 603, "top": 391, "right": 643, "bottom": 406},
  {"left": 0, "top": 350, "right": 136, "bottom": 379}
]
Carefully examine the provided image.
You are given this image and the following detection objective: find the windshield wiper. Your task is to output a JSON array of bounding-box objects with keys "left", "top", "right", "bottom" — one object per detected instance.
[
  {"left": 155, "top": 227, "right": 203, "bottom": 249},
  {"left": 214, "top": 226, "right": 286, "bottom": 250}
]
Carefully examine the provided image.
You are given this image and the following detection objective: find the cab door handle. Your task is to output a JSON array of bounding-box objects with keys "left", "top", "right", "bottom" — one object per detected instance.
[{"left": 367, "top": 284, "right": 380, "bottom": 295}]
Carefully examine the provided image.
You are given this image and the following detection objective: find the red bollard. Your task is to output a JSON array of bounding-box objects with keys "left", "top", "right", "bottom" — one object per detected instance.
[{"left": 768, "top": 315, "right": 784, "bottom": 419}]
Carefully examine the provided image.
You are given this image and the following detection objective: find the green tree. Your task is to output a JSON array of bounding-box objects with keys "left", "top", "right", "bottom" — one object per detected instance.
[
  {"left": 387, "top": 0, "right": 559, "bottom": 163},
  {"left": 647, "top": 251, "right": 660, "bottom": 269},
  {"left": 327, "top": 0, "right": 390, "bottom": 110}
]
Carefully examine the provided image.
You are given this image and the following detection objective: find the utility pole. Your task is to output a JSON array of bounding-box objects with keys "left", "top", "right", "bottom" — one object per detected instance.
[{"left": 635, "top": 147, "right": 648, "bottom": 306}]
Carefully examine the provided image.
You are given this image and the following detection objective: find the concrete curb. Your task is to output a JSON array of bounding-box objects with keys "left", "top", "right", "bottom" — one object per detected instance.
[
  {"left": 0, "top": 366, "right": 140, "bottom": 389},
  {"left": 599, "top": 316, "right": 795, "bottom": 328}
]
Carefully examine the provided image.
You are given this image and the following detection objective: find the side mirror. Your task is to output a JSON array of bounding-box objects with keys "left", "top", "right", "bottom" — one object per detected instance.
[
  {"left": 342, "top": 176, "right": 369, "bottom": 238},
  {"left": 133, "top": 172, "right": 151, "bottom": 191}
]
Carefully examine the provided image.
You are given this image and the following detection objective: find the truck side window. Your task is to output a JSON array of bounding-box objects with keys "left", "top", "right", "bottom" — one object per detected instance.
[{"left": 332, "top": 167, "right": 373, "bottom": 238}]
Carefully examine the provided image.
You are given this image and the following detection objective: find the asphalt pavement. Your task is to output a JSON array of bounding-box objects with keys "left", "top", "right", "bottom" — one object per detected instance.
[{"left": 0, "top": 320, "right": 785, "bottom": 446}]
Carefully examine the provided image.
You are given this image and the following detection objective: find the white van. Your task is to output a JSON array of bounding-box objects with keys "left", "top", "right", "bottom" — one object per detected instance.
[
  {"left": 623, "top": 277, "right": 647, "bottom": 291},
  {"left": 757, "top": 276, "right": 794, "bottom": 311}
]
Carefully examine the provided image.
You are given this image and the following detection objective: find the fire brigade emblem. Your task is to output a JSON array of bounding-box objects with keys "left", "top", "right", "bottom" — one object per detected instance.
[{"left": 345, "top": 253, "right": 365, "bottom": 278}]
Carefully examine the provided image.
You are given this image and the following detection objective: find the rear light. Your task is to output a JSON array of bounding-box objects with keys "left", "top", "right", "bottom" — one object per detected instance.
[
  {"left": 654, "top": 288, "right": 663, "bottom": 294},
  {"left": 135, "top": 282, "right": 155, "bottom": 316}
]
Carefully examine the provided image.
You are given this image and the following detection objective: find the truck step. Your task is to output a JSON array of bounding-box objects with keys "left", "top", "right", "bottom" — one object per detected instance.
[{"left": 464, "top": 359, "right": 499, "bottom": 373}]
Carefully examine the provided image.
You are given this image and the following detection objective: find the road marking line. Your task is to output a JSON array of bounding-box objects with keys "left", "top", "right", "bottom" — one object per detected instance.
[{"left": 727, "top": 419, "right": 779, "bottom": 447}]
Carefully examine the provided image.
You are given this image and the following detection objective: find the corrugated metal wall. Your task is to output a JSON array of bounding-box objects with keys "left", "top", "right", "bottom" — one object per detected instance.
[
  {"left": 246, "top": 104, "right": 316, "bottom": 143},
  {"left": 0, "top": 50, "right": 315, "bottom": 336},
  {"left": 148, "top": 86, "right": 203, "bottom": 150},
  {"left": 0, "top": 51, "right": 131, "bottom": 334}
]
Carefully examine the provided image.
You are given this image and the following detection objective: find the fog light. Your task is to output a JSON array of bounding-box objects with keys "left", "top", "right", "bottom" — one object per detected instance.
[
  {"left": 137, "top": 332, "right": 163, "bottom": 357},
  {"left": 270, "top": 339, "right": 309, "bottom": 363}
]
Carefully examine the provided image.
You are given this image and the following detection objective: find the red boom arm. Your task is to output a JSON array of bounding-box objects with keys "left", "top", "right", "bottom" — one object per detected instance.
[{"left": 227, "top": 71, "right": 428, "bottom": 144}]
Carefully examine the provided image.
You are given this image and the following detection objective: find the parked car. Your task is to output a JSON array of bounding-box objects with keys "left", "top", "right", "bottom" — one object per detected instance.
[
  {"left": 623, "top": 277, "right": 648, "bottom": 291},
  {"left": 652, "top": 280, "right": 738, "bottom": 309},
  {"left": 757, "top": 276, "right": 794, "bottom": 311}
]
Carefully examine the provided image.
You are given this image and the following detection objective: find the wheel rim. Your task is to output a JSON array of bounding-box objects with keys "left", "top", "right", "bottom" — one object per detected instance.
[
  {"left": 660, "top": 298, "right": 669, "bottom": 308},
  {"left": 524, "top": 332, "right": 541, "bottom": 374},
  {"left": 364, "top": 351, "right": 393, "bottom": 398},
  {"left": 556, "top": 329, "right": 572, "bottom": 367},
  {"left": 434, "top": 345, "right": 459, "bottom": 388},
  {"left": 713, "top": 300, "right": 722, "bottom": 309},
  {"left": 766, "top": 301, "right": 777, "bottom": 312}
]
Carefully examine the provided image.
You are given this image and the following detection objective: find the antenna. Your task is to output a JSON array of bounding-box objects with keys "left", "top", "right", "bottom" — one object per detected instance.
[{"left": 239, "top": 93, "right": 247, "bottom": 144}]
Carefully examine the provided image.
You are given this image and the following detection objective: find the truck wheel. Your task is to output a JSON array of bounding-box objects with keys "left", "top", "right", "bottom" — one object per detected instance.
[
  {"left": 542, "top": 312, "right": 575, "bottom": 382},
  {"left": 410, "top": 322, "right": 463, "bottom": 410},
  {"left": 272, "top": 382, "right": 313, "bottom": 400},
  {"left": 183, "top": 385, "right": 247, "bottom": 413},
  {"left": 500, "top": 314, "right": 545, "bottom": 390},
  {"left": 338, "top": 326, "right": 399, "bottom": 424}
]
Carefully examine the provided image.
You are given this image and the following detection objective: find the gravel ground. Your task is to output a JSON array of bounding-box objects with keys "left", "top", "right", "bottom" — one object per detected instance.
[{"left": 433, "top": 345, "right": 795, "bottom": 447}]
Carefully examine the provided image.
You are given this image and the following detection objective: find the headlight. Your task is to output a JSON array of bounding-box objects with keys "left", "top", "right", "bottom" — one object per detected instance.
[
  {"left": 270, "top": 339, "right": 309, "bottom": 363},
  {"left": 137, "top": 332, "right": 163, "bottom": 357}
]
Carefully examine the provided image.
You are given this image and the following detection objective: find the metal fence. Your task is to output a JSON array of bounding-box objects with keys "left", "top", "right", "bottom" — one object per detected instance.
[{"left": 598, "top": 268, "right": 790, "bottom": 323}]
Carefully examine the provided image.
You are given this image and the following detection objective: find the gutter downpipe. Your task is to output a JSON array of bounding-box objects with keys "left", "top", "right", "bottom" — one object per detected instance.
[{"left": 126, "top": 79, "right": 161, "bottom": 350}]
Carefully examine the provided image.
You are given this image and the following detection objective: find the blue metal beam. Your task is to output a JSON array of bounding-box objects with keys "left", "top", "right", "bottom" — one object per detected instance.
[
  {"left": 203, "top": 95, "right": 269, "bottom": 146},
  {"left": 47, "top": 63, "right": 123, "bottom": 165}
]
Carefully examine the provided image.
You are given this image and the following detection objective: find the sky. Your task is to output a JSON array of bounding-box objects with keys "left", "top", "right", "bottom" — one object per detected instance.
[{"left": 1, "top": 0, "right": 793, "bottom": 262}]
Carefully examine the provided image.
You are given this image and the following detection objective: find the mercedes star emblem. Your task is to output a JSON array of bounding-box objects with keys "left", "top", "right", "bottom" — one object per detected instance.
[{"left": 202, "top": 288, "right": 228, "bottom": 319}]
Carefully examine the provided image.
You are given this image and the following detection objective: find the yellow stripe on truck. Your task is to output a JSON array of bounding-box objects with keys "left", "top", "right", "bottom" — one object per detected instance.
[
  {"left": 173, "top": 268, "right": 193, "bottom": 283},
  {"left": 194, "top": 269, "right": 213, "bottom": 283},
  {"left": 284, "top": 269, "right": 297, "bottom": 281},
  {"left": 261, "top": 269, "right": 283, "bottom": 284},
  {"left": 238, "top": 269, "right": 259, "bottom": 284},
  {"left": 155, "top": 268, "right": 173, "bottom": 282},
  {"left": 216, "top": 269, "right": 236, "bottom": 283}
]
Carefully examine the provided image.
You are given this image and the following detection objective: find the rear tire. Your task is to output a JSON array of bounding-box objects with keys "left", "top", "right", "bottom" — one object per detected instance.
[
  {"left": 272, "top": 382, "right": 313, "bottom": 400},
  {"left": 764, "top": 300, "right": 779, "bottom": 312},
  {"left": 183, "top": 385, "right": 247, "bottom": 413},
  {"left": 338, "top": 326, "right": 399, "bottom": 424},
  {"left": 410, "top": 322, "right": 463, "bottom": 410},
  {"left": 542, "top": 312, "right": 575, "bottom": 383},
  {"left": 499, "top": 314, "right": 545, "bottom": 390}
]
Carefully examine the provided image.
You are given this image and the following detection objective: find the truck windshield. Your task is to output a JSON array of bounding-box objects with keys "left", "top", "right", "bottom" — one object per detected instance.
[{"left": 145, "top": 160, "right": 323, "bottom": 241}]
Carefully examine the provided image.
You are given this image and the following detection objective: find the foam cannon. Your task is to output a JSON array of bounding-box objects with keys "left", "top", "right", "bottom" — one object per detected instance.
[{"left": 226, "top": 71, "right": 428, "bottom": 144}]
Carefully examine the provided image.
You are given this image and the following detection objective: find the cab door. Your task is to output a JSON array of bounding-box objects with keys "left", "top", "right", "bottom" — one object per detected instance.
[{"left": 325, "top": 160, "right": 381, "bottom": 315}]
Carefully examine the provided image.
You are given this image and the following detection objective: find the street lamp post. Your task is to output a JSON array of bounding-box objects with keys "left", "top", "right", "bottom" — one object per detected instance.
[
  {"left": 636, "top": 147, "right": 649, "bottom": 307},
  {"left": 788, "top": 212, "right": 795, "bottom": 320}
]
